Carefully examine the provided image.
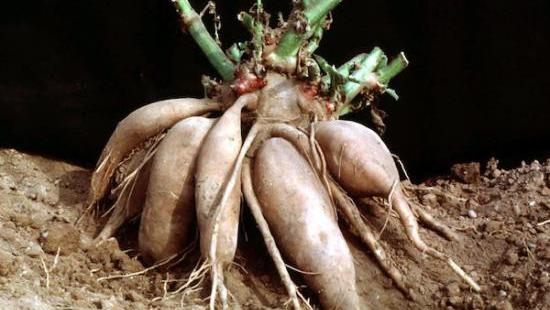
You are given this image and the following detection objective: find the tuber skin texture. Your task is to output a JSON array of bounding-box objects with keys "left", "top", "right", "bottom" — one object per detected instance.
[
  {"left": 315, "top": 120, "right": 399, "bottom": 198},
  {"left": 195, "top": 94, "right": 257, "bottom": 265},
  {"left": 314, "top": 120, "right": 481, "bottom": 294},
  {"left": 87, "top": 1, "right": 452, "bottom": 307},
  {"left": 253, "top": 138, "right": 361, "bottom": 310},
  {"left": 315, "top": 120, "right": 424, "bottom": 243},
  {"left": 90, "top": 98, "right": 220, "bottom": 206},
  {"left": 139, "top": 117, "right": 215, "bottom": 264}
]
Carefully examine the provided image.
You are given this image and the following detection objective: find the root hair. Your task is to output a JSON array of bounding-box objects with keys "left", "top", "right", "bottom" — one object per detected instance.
[{"left": 377, "top": 179, "right": 399, "bottom": 239}]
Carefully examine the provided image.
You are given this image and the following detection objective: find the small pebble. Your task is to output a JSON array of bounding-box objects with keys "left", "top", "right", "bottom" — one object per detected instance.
[
  {"left": 25, "top": 243, "right": 43, "bottom": 258},
  {"left": 498, "top": 290, "right": 507, "bottom": 297},
  {"left": 528, "top": 201, "right": 536, "bottom": 207},
  {"left": 468, "top": 209, "right": 478, "bottom": 218}
]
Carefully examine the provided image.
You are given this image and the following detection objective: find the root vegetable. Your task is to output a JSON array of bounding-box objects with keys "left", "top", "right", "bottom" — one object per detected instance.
[
  {"left": 315, "top": 120, "right": 480, "bottom": 292},
  {"left": 90, "top": 98, "right": 220, "bottom": 206},
  {"left": 195, "top": 94, "right": 256, "bottom": 263},
  {"left": 314, "top": 120, "right": 433, "bottom": 248},
  {"left": 253, "top": 138, "right": 360, "bottom": 309},
  {"left": 139, "top": 117, "right": 215, "bottom": 264},
  {"left": 328, "top": 179, "right": 412, "bottom": 297},
  {"left": 315, "top": 120, "right": 398, "bottom": 197},
  {"left": 242, "top": 158, "right": 300, "bottom": 309},
  {"left": 84, "top": 1, "right": 455, "bottom": 308},
  {"left": 194, "top": 93, "right": 258, "bottom": 308}
]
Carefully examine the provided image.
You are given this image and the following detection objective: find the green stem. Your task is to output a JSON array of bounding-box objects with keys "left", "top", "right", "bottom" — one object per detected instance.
[
  {"left": 342, "top": 47, "right": 384, "bottom": 103},
  {"left": 377, "top": 52, "right": 409, "bottom": 84},
  {"left": 338, "top": 51, "right": 409, "bottom": 116},
  {"left": 272, "top": 0, "right": 342, "bottom": 61},
  {"left": 175, "top": 0, "right": 235, "bottom": 81},
  {"left": 319, "top": 53, "right": 367, "bottom": 87},
  {"left": 337, "top": 53, "right": 368, "bottom": 76},
  {"left": 303, "top": 17, "right": 326, "bottom": 55},
  {"left": 238, "top": 12, "right": 264, "bottom": 60},
  {"left": 227, "top": 43, "right": 244, "bottom": 63}
]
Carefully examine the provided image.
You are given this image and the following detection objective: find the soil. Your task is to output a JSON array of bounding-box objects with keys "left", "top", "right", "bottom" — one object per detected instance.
[{"left": 0, "top": 148, "right": 548, "bottom": 309}]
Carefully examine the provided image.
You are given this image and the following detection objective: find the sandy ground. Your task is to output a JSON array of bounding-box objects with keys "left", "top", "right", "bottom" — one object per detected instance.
[{"left": 0, "top": 148, "right": 548, "bottom": 309}]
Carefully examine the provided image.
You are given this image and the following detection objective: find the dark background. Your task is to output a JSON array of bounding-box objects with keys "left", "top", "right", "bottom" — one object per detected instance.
[{"left": 1, "top": 0, "right": 549, "bottom": 181}]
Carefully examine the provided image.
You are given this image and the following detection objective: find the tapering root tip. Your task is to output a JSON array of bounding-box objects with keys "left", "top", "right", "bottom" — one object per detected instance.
[
  {"left": 447, "top": 258, "right": 481, "bottom": 292},
  {"left": 412, "top": 204, "right": 460, "bottom": 242}
]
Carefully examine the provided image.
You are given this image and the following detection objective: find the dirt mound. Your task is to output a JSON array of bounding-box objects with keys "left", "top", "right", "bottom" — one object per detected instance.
[{"left": 0, "top": 149, "right": 548, "bottom": 309}]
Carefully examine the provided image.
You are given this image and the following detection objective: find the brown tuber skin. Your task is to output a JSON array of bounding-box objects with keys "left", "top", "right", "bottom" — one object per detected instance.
[
  {"left": 91, "top": 69, "right": 474, "bottom": 307},
  {"left": 89, "top": 98, "right": 220, "bottom": 206},
  {"left": 195, "top": 94, "right": 257, "bottom": 265},
  {"left": 253, "top": 138, "right": 361, "bottom": 310},
  {"left": 315, "top": 120, "right": 399, "bottom": 198},
  {"left": 84, "top": 1, "right": 483, "bottom": 307},
  {"left": 315, "top": 120, "right": 476, "bottom": 286},
  {"left": 139, "top": 117, "right": 215, "bottom": 264},
  {"left": 315, "top": 120, "right": 427, "bottom": 245}
]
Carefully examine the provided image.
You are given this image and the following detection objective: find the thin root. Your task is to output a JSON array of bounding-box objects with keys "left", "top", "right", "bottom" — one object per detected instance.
[
  {"left": 242, "top": 158, "right": 301, "bottom": 310},
  {"left": 172, "top": 260, "right": 210, "bottom": 298},
  {"left": 392, "top": 153, "right": 411, "bottom": 182},
  {"left": 377, "top": 179, "right": 399, "bottom": 239},
  {"left": 401, "top": 186, "right": 459, "bottom": 242},
  {"left": 76, "top": 133, "right": 164, "bottom": 226},
  {"left": 40, "top": 256, "right": 50, "bottom": 289},
  {"left": 329, "top": 180, "right": 412, "bottom": 298},
  {"left": 447, "top": 258, "right": 481, "bottom": 292},
  {"left": 296, "top": 289, "right": 314, "bottom": 310},
  {"left": 96, "top": 253, "right": 178, "bottom": 282},
  {"left": 411, "top": 202, "right": 459, "bottom": 241},
  {"left": 285, "top": 263, "right": 321, "bottom": 275},
  {"left": 208, "top": 123, "right": 261, "bottom": 310},
  {"left": 312, "top": 137, "right": 337, "bottom": 219},
  {"left": 151, "top": 259, "right": 210, "bottom": 304},
  {"left": 391, "top": 189, "right": 481, "bottom": 292}
]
